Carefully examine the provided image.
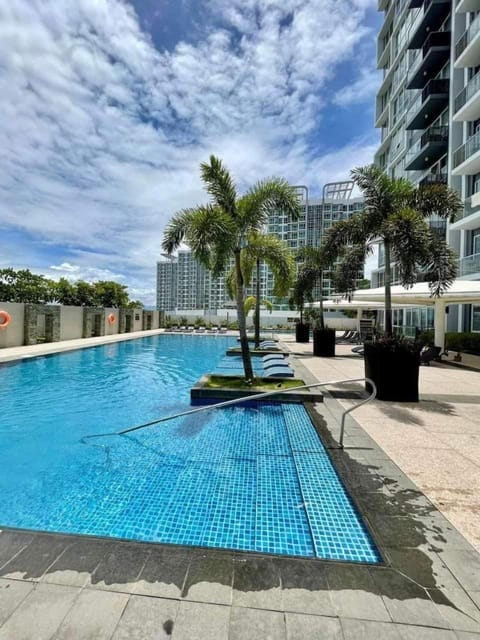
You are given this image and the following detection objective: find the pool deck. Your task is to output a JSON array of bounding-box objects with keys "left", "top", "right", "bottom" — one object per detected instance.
[{"left": 0, "top": 334, "right": 479, "bottom": 638}]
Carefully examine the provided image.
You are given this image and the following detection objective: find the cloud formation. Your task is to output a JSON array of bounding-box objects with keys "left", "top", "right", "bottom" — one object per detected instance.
[{"left": 0, "top": 0, "right": 379, "bottom": 304}]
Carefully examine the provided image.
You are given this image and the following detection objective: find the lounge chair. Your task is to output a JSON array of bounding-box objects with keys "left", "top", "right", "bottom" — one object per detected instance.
[
  {"left": 262, "top": 354, "right": 287, "bottom": 363},
  {"left": 179, "top": 326, "right": 187, "bottom": 332},
  {"left": 347, "top": 331, "right": 360, "bottom": 343},
  {"left": 196, "top": 326, "right": 206, "bottom": 333},
  {"left": 207, "top": 326, "right": 219, "bottom": 334},
  {"left": 351, "top": 345, "right": 364, "bottom": 356},
  {"left": 336, "top": 330, "right": 350, "bottom": 342},
  {"left": 185, "top": 326, "right": 194, "bottom": 332},
  {"left": 420, "top": 346, "right": 441, "bottom": 366},
  {"left": 264, "top": 366, "right": 294, "bottom": 378},
  {"left": 218, "top": 326, "right": 228, "bottom": 334}
]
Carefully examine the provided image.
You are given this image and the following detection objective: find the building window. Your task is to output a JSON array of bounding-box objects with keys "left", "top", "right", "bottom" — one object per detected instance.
[{"left": 472, "top": 306, "right": 480, "bottom": 332}]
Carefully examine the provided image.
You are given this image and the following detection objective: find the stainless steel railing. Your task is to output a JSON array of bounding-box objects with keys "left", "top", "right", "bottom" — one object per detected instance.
[{"left": 81, "top": 377, "right": 377, "bottom": 449}]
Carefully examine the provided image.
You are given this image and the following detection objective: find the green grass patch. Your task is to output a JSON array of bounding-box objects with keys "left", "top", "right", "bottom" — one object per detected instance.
[{"left": 204, "top": 375, "right": 304, "bottom": 391}]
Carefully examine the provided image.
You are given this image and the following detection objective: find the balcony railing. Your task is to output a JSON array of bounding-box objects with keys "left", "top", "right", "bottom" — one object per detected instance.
[
  {"left": 456, "top": 13, "right": 480, "bottom": 60},
  {"left": 454, "top": 195, "right": 480, "bottom": 221},
  {"left": 420, "top": 124, "right": 448, "bottom": 146},
  {"left": 419, "top": 172, "right": 447, "bottom": 186},
  {"left": 454, "top": 71, "right": 480, "bottom": 113},
  {"left": 406, "top": 79, "right": 449, "bottom": 126},
  {"left": 453, "top": 131, "right": 480, "bottom": 169},
  {"left": 459, "top": 253, "right": 480, "bottom": 276}
]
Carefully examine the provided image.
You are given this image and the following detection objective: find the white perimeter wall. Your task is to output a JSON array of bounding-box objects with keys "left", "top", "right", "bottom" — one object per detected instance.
[
  {"left": 0, "top": 302, "right": 25, "bottom": 347},
  {"left": 60, "top": 306, "right": 83, "bottom": 341},
  {"left": 104, "top": 308, "right": 119, "bottom": 335},
  {"left": 133, "top": 309, "right": 143, "bottom": 332}
]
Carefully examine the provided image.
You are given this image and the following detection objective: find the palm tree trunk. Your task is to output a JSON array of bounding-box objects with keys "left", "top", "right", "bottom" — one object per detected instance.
[
  {"left": 255, "top": 259, "right": 261, "bottom": 349},
  {"left": 318, "top": 270, "right": 325, "bottom": 330},
  {"left": 234, "top": 249, "right": 254, "bottom": 381},
  {"left": 384, "top": 240, "right": 393, "bottom": 337}
]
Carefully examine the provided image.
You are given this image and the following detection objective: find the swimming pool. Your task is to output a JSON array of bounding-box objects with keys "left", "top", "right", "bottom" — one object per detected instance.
[{"left": 0, "top": 335, "right": 380, "bottom": 563}]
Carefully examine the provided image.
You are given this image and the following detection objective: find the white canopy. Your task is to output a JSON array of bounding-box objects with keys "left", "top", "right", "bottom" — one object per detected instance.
[{"left": 346, "top": 280, "right": 480, "bottom": 348}]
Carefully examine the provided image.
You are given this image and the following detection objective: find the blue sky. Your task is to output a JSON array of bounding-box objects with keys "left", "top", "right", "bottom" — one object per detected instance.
[{"left": 0, "top": 0, "right": 381, "bottom": 304}]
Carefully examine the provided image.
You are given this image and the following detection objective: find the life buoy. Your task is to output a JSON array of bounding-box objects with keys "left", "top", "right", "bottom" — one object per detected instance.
[
  {"left": 107, "top": 313, "right": 115, "bottom": 325},
  {"left": 0, "top": 310, "right": 11, "bottom": 329}
]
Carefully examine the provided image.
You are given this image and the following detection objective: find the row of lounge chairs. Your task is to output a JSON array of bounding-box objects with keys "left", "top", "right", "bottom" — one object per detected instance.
[
  {"left": 261, "top": 354, "right": 294, "bottom": 378},
  {"left": 166, "top": 326, "right": 228, "bottom": 334},
  {"left": 336, "top": 330, "right": 360, "bottom": 344}
]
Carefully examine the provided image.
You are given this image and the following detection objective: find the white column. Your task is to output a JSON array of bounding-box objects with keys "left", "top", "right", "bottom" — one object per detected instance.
[
  {"left": 357, "top": 307, "right": 363, "bottom": 332},
  {"left": 434, "top": 300, "right": 446, "bottom": 351}
]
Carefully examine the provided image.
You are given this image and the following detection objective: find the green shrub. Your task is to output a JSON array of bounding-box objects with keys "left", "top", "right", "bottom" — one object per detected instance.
[{"left": 446, "top": 332, "right": 480, "bottom": 355}]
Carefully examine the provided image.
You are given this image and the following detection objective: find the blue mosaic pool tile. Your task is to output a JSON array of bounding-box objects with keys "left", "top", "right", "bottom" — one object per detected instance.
[
  {"left": 255, "top": 405, "right": 291, "bottom": 457},
  {"left": 292, "top": 451, "right": 381, "bottom": 563},
  {"left": 255, "top": 455, "right": 315, "bottom": 557},
  {"left": 201, "top": 460, "right": 256, "bottom": 551},
  {"left": 282, "top": 403, "right": 326, "bottom": 453}
]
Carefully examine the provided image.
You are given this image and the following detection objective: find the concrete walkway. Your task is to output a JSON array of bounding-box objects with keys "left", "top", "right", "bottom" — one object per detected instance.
[{"left": 283, "top": 336, "right": 480, "bottom": 553}]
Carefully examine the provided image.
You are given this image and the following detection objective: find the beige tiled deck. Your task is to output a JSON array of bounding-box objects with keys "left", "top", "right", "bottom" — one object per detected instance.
[{"left": 282, "top": 335, "right": 480, "bottom": 552}]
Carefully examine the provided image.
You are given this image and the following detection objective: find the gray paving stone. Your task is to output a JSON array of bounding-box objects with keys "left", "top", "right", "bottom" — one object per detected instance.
[
  {"left": 0, "top": 579, "right": 34, "bottom": 626},
  {"left": 171, "top": 601, "right": 230, "bottom": 640},
  {"left": 0, "top": 534, "right": 72, "bottom": 581},
  {"left": 386, "top": 548, "right": 461, "bottom": 590},
  {"left": 326, "top": 565, "right": 390, "bottom": 622},
  {"left": 440, "top": 551, "right": 480, "bottom": 592},
  {"left": 455, "top": 632, "right": 480, "bottom": 639},
  {"left": 43, "top": 538, "right": 108, "bottom": 587},
  {"left": 230, "top": 607, "right": 285, "bottom": 640},
  {"left": 54, "top": 589, "right": 128, "bottom": 639},
  {"left": 341, "top": 618, "right": 402, "bottom": 639},
  {"left": 232, "top": 557, "right": 282, "bottom": 611},
  {"left": 0, "top": 583, "right": 80, "bottom": 640},
  {"left": 111, "top": 594, "right": 178, "bottom": 640},
  {"left": 89, "top": 543, "right": 150, "bottom": 593},
  {"left": 395, "top": 625, "right": 457, "bottom": 639},
  {"left": 181, "top": 554, "right": 233, "bottom": 605},
  {"left": 370, "top": 569, "right": 449, "bottom": 628},
  {"left": 428, "top": 588, "right": 480, "bottom": 634},
  {"left": 0, "top": 531, "right": 35, "bottom": 568},
  {"left": 133, "top": 547, "right": 191, "bottom": 599},
  {"left": 285, "top": 612, "right": 343, "bottom": 639},
  {"left": 279, "top": 560, "right": 335, "bottom": 616}
]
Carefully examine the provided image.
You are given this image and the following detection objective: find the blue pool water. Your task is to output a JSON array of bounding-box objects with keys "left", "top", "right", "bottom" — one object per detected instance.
[{"left": 0, "top": 335, "right": 380, "bottom": 562}]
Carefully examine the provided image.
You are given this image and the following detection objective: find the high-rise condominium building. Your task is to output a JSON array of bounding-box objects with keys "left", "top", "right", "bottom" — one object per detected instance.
[
  {"left": 156, "top": 196, "right": 365, "bottom": 312},
  {"left": 374, "top": 0, "right": 480, "bottom": 333}
]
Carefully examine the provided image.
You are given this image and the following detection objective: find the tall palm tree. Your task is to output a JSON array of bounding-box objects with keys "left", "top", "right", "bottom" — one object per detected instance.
[
  {"left": 323, "top": 165, "right": 462, "bottom": 338},
  {"left": 228, "top": 233, "right": 295, "bottom": 348},
  {"left": 162, "top": 156, "right": 300, "bottom": 381},
  {"left": 293, "top": 245, "right": 332, "bottom": 330}
]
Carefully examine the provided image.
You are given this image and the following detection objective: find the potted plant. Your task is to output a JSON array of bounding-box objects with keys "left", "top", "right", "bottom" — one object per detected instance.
[
  {"left": 289, "top": 286, "right": 310, "bottom": 342},
  {"left": 324, "top": 165, "right": 462, "bottom": 401},
  {"left": 294, "top": 245, "right": 335, "bottom": 356}
]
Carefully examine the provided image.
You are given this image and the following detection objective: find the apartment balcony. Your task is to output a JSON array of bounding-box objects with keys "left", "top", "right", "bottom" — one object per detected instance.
[
  {"left": 456, "top": 0, "right": 480, "bottom": 11},
  {"left": 418, "top": 172, "right": 448, "bottom": 186},
  {"left": 452, "top": 131, "right": 480, "bottom": 175},
  {"left": 375, "top": 102, "right": 389, "bottom": 128},
  {"left": 405, "top": 78, "right": 449, "bottom": 129},
  {"left": 454, "top": 72, "right": 480, "bottom": 122},
  {"left": 455, "top": 13, "right": 480, "bottom": 67},
  {"left": 451, "top": 194, "right": 480, "bottom": 226},
  {"left": 407, "top": 32, "right": 451, "bottom": 90},
  {"left": 458, "top": 253, "right": 480, "bottom": 278},
  {"left": 405, "top": 125, "right": 448, "bottom": 170},
  {"left": 408, "top": 0, "right": 451, "bottom": 50}
]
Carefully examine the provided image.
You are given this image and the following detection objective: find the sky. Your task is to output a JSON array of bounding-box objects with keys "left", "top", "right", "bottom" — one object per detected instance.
[{"left": 0, "top": 0, "right": 382, "bottom": 305}]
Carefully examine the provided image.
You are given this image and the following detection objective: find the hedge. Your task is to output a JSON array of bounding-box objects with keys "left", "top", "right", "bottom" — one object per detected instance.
[{"left": 418, "top": 331, "right": 480, "bottom": 355}]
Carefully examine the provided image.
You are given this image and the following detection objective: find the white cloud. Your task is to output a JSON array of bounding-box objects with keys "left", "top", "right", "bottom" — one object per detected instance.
[
  {"left": 333, "top": 66, "right": 381, "bottom": 108},
  {"left": 0, "top": 0, "right": 378, "bottom": 304}
]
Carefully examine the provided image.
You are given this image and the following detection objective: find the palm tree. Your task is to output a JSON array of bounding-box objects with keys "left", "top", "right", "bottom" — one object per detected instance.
[
  {"left": 293, "top": 245, "right": 332, "bottom": 330},
  {"left": 323, "top": 165, "right": 462, "bottom": 338},
  {"left": 244, "top": 295, "right": 273, "bottom": 339},
  {"left": 228, "top": 233, "right": 295, "bottom": 348},
  {"left": 162, "top": 155, "right": 300, "bottom": 381}
]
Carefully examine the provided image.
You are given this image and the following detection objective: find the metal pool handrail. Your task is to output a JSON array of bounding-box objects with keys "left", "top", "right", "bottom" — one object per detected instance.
[{"left": 81, "top": 377, "right": 377, "bottom": 449}]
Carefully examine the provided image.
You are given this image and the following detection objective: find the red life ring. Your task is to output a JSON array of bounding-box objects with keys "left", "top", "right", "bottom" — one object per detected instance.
[
  {"left": 107, "top": 313, "right": 115, "bottom": 325},
  {"left": 0, "top": 310, "right": 11, "bottom": 329}
]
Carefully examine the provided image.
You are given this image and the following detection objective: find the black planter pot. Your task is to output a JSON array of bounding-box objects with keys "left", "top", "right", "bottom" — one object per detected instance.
[
  {"left": 313, "top": 328, "right": 336, "bottom": 357},
  {"left": 364, "top": 341, "right": 420, "bottom": 402},
  {"left": 295, "top": 322, "right": 310, "bottom": 343}
]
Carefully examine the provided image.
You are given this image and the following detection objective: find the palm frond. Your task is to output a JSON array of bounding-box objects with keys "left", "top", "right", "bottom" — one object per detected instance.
[
  {"left": 161, "top": 208, "right": 197, "bottom": 254},
  {"left": 413, "top": 183, "right": 463, "bottom": 222},
  {"left": 384, "top": 208, "right": 431, "bottom": 287},
  {"left": 332, "top": 244, "right": 368, "bottom": 300},
  {"left": 200, "top": 155, "right": 237, "bottom": 218},
  {"left": 238, "top": 178, "right": 301, "bottom": 233},
  {"left": 245, "top": 234, "right": 295, "bottom": 297},
  {"left": 185, "top": 205, "right": 236, "bottom": 272},
  {"left": 421, "top": 229, "right": 458, "bottom": 297}
]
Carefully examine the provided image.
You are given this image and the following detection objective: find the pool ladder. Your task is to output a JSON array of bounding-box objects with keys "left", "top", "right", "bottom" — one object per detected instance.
[{"left": 82, "top": 377, "right": 377, "bottom": 449}]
